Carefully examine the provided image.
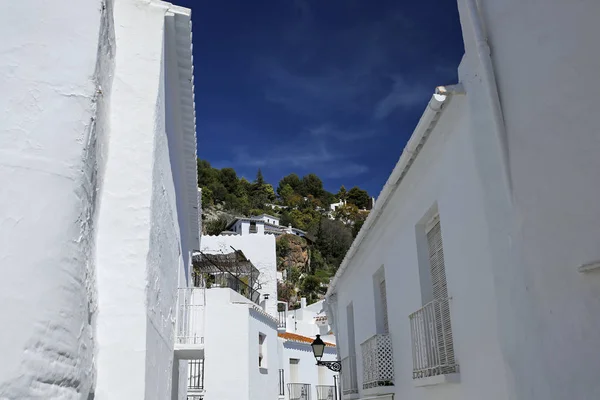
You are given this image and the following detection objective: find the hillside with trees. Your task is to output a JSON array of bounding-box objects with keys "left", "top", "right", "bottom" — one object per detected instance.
[{"left": 197, "top": 158, "right": 372, "bottom": 307}]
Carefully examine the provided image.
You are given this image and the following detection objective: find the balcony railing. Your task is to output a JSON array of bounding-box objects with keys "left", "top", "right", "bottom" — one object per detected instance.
[
  {"left": 277, "top": 310, "right": 287, "bottom": 329},
  {"left": 340, "top": 356, "right": 358, "bottom": 395},
  {"left": 360, "top": 334, "right": 394, "bottom": 389},
  {"left": 409, "top": 297, "right": 458, "bottom": 379},
  {"left": 188, "top": 359, "right": 204, "bottom": 390},
  {"left": 316, "top": 385, "right": 335, "bottom": 400},
  {"left": 176, "top": 288, "right": 204, "bottom": 346},
  {"left": 288, "top": 383, "right": 311, "bottom": 400}
]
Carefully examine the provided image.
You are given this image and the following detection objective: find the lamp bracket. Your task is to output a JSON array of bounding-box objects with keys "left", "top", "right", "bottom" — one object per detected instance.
[{"left": 316, "top": 360, "right": 341, "bottom": 372}]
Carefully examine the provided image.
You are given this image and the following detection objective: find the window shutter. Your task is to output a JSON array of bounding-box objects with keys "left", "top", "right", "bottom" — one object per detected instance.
[
  {"left": 380, "top": 279, "right": 389, "bottom": 334},
  {"left": 426, "top": 217, "right": 456, "bottom": 371}
]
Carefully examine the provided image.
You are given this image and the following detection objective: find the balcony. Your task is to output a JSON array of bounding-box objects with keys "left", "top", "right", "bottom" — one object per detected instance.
[
  {"left": 409, "top": 298, "right": 458, "bottom": 381},
  {"left": 288, "top": 383, "right": 311, "bottom": 400},
  {"left": 316, "top": 385, "right": 335, "bottom": 400},
  {"left": 340, "top": 356, "right": 358, "bottom": 395},
  {"left": 360, "top": 334, "right": 394, "bottom": 389},
  {"left": 175, "top": 288, "right": 205, "bottom": 358},
  {"left": 193, "top": 250, "right": 261, "bottom": 304}
]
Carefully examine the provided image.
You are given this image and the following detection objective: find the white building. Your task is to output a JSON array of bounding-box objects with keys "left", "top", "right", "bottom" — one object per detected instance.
[
  {"left": 277, "top": 299, "right": 339, "bottom": 400},
  {"left": 226, "top": 215, "right": 308, "bottom": 239},
  {"left": 0, "top": 1, "right": 199, "bottom": 399},
  {"left": 176, "top": 248, "right": 280, "bottom": 400},
  {"left": 324, "top": 1, "right": 600, "bottom": 400},
  {"left": 181, "top": 231, "right": 339, "bottom": 400}
]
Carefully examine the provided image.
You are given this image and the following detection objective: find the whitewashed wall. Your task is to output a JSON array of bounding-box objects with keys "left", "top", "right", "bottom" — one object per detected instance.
[
  {"left": 330, "top": 92, "right": 509, "bottom": 400},
  {"left": 203, "top": 288, "right": 279, "bottom": 400},
  {"left": 329, "top": 2, "right": 600, "bottom": 400},
  {"left": 280, "top": 342, "right": 337, "bottom": 400},
  {"left": 0, "top": 0, "right": 111, "bottom": 397},
  {"left": 457, "top": 1, "right": 600, "bottom": 399},
  {"left": 94, "top": 2, "right": 188, "bottom": 398},
  {"left": 202, "top": 235, "right": 278, "bottom": 318}
]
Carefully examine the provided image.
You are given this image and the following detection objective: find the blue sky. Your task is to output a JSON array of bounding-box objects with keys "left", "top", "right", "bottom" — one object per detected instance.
[{"left": 174, "top": 0, "right": 464, "bottom": 196}]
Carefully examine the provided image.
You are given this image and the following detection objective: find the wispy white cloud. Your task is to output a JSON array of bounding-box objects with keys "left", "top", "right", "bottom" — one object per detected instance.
[
  {"left": 215, "top": 137, "right": 369, "bottom": 180},
  {"left": 308, "top": 124, "right": 378, "bottom": 142},
  {"left": 373, "top": 76, "right": 429, "bottom": 120}
]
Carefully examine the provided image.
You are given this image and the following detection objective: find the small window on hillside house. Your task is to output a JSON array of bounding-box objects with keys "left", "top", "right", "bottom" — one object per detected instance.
[{"left": 250, "top": 221, "right": 257, "bottom": 234}]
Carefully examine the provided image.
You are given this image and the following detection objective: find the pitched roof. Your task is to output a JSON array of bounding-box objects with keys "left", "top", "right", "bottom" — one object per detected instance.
[{"left": 278, "top": 332, "right": 335, "bottom": 347}]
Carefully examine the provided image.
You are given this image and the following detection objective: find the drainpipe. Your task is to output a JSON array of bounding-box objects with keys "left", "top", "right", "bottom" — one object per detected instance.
[{"left": 462, "top": 0, "right": 513, "bottom": 199}]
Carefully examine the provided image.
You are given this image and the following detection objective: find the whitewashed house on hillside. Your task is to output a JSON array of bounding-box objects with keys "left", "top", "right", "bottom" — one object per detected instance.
[
  {"left": 0, "top": 1, "right": 199, "bottom": 399},
  {"left": 324, "top": 1, "right": 600, "bottom": 400},
  {"left": 225, "top": 214, "right": 308, "bottom": 238}
]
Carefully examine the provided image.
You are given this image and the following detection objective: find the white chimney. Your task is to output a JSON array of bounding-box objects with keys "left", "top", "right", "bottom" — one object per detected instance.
[{"left": 301, "top": 297, "right": 307, "bottom": 309}]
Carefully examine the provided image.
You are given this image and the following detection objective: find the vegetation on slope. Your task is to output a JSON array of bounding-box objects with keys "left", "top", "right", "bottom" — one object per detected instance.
[{"left": 197, "top": 158, "right": 371, "bottom": 307}]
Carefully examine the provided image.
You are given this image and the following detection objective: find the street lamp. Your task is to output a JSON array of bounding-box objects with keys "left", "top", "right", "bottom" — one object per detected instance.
[{"left": 310, "top": 335, "right": 341, "bottom": 372}]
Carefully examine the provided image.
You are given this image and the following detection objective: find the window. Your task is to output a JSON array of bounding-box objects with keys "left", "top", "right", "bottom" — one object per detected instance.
[
  {"left": 411, "top": 212, "right": 458, "bottom": 378},
  {"left": 259, "top": 333, "right": 267, "bottom": 369},
  {"left": 289, "top": 358, "right": 300, "bottom": 383},
  {"left": 278, "top": 369, "right": 285, "bottom": 395},
  {"left": 372, "top": 266, "right": 389, "bottom": 335},
  {"left": 250, "top": 221, "right": 257, "bottom": 234},
  {"left": 188, "top": 359, "right": 204, "bottom": 390}
]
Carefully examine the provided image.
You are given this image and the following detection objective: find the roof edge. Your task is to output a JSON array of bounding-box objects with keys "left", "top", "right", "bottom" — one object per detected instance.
[{"left": 326, "top": 90, "right": 460, "bottom": 298}]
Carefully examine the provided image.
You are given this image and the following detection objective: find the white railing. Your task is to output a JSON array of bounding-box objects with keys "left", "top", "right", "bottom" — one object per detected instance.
[
  {"left": 316, "top": 385, "right": 335, "bottom": 400},
  {"left": 340, "top": 356, "right": 358, "bottom": 395},
  {"left": 409, "top": 297, "right": 458, "bottom": 379},
  {"left": 288, "top": 383, "right": 311, "bottom": 400},
  {"left": 360, "top": 334, "right": 394, "bottom": 389},
  {"left": 176, "top": 288, "right": 205, "bottom": 345}
]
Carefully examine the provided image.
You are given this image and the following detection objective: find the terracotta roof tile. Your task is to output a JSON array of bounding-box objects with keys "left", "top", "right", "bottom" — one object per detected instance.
[{"left": 278, "top": 332, "right": 335, "bottom": 347}]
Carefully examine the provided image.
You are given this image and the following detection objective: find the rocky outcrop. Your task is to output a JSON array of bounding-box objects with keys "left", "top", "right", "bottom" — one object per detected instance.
[{"left": 276, "top": 234, "right": 309, "bottom": 271}]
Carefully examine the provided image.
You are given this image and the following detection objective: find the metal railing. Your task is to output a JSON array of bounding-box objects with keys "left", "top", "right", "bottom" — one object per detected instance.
[
  {"left": 316, "top": 385, "right": 335, "bottom": 400},
  {"left": 176, "top": 288, "right": 205, "bottom": 345},
  {"left": 277, "top": 310, "right": 287, "bottom": 329},
  {"left": 409, "top": 297, "right": 458, "bottom": 379},
  {"left": 188, "top": 359, "right": 204, "bottom": 390},
  {"left": 288, "top": 383, "right": 311, "bottom": 400},
  {"left": 340, "top": 356, "right": 358, "bottom": 395},
  {"left": 278, "top": 369, "right": 285, "bottom": 396},
  {"left": 360, "top": 334, "right": 394, "bottom": 389}
]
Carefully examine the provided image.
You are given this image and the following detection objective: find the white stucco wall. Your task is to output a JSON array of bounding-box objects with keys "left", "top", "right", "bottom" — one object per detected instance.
[
  {"left": 0, "top": 1, "right": 196, "bottom": 398},
  {"left": 280, "top": 342, "right": 338, "bottom": 400},
  {"left": 329, "top": 93, "right": 509, "bottom": 400},
  {"left": 286, "top": 300, "right": 336, "bottom": 345},
  {"left": 328, "top": 2, "right": 600, "bottom": 399},
  {"left": 201, "top": 235, "right": 278, "bottom": 318},
  {"left": 457, "top": 1, "right": 600, "bottom": 399},
  {"left": 0, "top": 0, "right": 112, "bottom": 397},
  {"left": 203, "top": 288, "right": 279, "bottom": 400}
]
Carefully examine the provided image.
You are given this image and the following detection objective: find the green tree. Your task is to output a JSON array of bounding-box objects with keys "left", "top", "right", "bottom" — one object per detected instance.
[
  {"left": 336, "top": 185, "right": 348, "bottom": 201},
  {"left": 197, "top": 159, "right": 219, "bottom": 187},
  {"left": 301, "top": 173, "right": 324, "bottom": 198},
  {"left": 204, "top": 216, "right": 230, "bottom": 235},
  {"left": 315, "top": 218, "right": 353, "bottom": 271},
  {"left": 347, "top": 186, "right": 370, "bottom": 209},
  {"left": 334, "top": 203, "right": 360, "bottom": 225},
  {"left": 255, "top": 169, "right": 265, "bottom": 186},
  {"left": 219, "top": 168, "right": 239, "bottom": 194},
  {"left": 277, "top": 174, "right": 302, "bottom": 196},
  {"left": 278, "top": 184, "right": 295, "bottom": 205}
]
